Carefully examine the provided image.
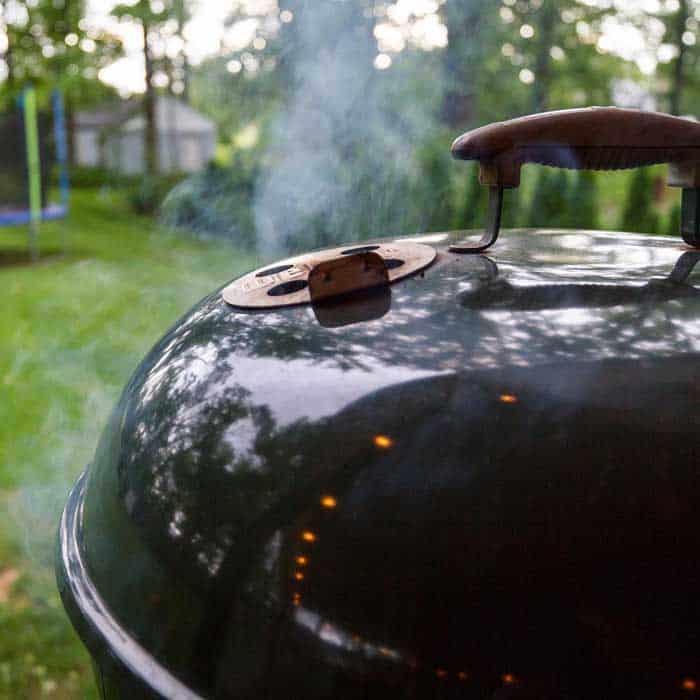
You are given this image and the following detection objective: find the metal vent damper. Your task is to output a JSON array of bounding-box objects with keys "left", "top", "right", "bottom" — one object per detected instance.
[{"left": 222, "top": 241, "right": 436, "bottom": 309}]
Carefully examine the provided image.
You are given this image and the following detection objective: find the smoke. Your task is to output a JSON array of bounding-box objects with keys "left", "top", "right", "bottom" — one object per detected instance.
[
  {"left": 1, "top": 254, "right": 243, "bottom": 572},
  {"left": 2, "top": 334, "right": 118, "bottom": 572},
  {"left": 163, "top": 1, "right": 453, "bottom": 256},
  {"left": 253, "top": 0, "right": 447, "bottom": 257}
]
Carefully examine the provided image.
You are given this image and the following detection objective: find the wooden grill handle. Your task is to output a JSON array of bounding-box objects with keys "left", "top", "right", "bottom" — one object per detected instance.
[{"left": 451, "top": 107, "right": 700, "bottom": 188}]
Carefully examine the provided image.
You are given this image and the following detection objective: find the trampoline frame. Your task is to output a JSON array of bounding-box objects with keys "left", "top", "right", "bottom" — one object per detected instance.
[{"left": 1, "top": 87, "right": 70, "bottom": 258}]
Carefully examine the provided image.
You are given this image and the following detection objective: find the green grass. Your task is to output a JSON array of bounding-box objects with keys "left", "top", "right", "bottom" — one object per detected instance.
[{"left": 0, "top": 189, "right": 257, "bottom": 698}]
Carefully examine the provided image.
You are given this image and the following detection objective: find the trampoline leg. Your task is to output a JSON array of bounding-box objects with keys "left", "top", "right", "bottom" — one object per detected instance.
[
  {"left": 60, "top": 219, "right": 69, "bottom": 256},
  {"left": 29, "top": 220, "right": 39, "bottom": 261}
]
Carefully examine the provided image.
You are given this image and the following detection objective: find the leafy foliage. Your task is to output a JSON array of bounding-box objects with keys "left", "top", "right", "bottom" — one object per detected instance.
[
  {"left": 620, "top": 167, "right": 660, "bottom": 234},
  {"left": 570, "top": 171, "right": 599, "bottom": 230},
  {"left": 667, "top": 200, "right": 682, "bottom": 237},
  {"left": 527, "top": 168, "right": 568, "bottom": 228},
  {"left": 161, "top": 159, "right": 259, "bottom": 247},
  {"left": 0, "top": 0, "right": 121, "bottom": 111}
]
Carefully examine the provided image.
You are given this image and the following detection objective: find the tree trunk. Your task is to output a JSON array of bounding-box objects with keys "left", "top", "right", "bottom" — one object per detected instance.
[
  {"left": 532, "top": 3, "right": 556, "bottom": 113},
  {"left": 440, "top": 3, "right": 487, "bottom": 128},
  {"left": 180, "top": 51, "right": 190, "bottom": 102},
  {"left": 5, "top": 48, "right": 14, "bottom": 89},
  {"left": 65, "top": 96, "right": 76, "bottom": 166},
  {"left": 143, "top": 20, "right": 159, "bottom": 175},
  {"left": 670, "top": 0, "right": 689, "bottom": 115},
  {"left": 174, "top": 0, "right": 189, "bottom": 101},
  {"left": 4, "top": 23, "right": 16, "bottom": 89}
]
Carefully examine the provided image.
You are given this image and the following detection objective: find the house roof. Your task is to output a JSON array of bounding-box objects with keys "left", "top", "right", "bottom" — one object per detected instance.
[
  {"left": 76, "top": 96, "right": 215, "bottom": 134},
  {"left": 75, "top": 99, "right": 140, "bottom": 128}
]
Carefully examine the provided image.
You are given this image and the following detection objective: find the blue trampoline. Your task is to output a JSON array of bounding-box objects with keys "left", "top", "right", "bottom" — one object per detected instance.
[
  {"left": 0, "top": 88, "right": 70, "bottom": 257},
  {"left": 0, "top": 202, "right": 68, "bottom": 226}
]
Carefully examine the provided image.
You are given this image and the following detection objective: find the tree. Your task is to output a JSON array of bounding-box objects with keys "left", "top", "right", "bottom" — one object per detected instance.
[
  {"left": 670, "top": 0, "right": 691, "bottom": 114},
  {"left": 527, "top": 168, "right": 571, "bottom": 228},
  {"left": 440, "top": 1, "right": 498, "bottom": 128},
  {"left": 616, "top": 0, "right": 699, "bottom": 114},
  {"left": 39, "top": 0, "right": 121, "bottom": 160},
  {"left": 667, "top": 200, "right": 682, "bottom": 237},
  {"left": 0, "top": 0, "right": 121, "bottom": 157},
  {"left": 651, "top": 0, "right": 700, "bottom": 114},
  {"left": 620, "top": 168, "right": 659, "bottom": 234},
  {"left": 0, "top": 0, "right": 37, "bottom": 95},
  {"left": 484, "top": 1, "right": 624, "bottom": 116},
  {"left": 569, "top": 171, "right": 598, "bottom": 230},
  {"left": 171, "top": 0, "right": 191, "bottom": 100},
  {"left": 454, "top": 164, "right": 487, "bottom": 230},
  {"left": 112, "top": 0, "right": 169, "bottom": 175}
]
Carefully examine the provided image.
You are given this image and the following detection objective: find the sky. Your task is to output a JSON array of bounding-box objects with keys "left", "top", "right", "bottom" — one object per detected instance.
[
  {"left": 85, "top": 0, "right": 685, "bottom": 95},
  {"left": 87, "top": 0, "right": 453, "bottom": 93},
  {"left": 88, "top": 0, "right": 237, "bottom": 93}
]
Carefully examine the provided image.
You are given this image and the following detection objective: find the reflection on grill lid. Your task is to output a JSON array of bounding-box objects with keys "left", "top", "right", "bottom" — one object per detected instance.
[{"left": 57, "top": 231, "right": 700, "bottom": 700}]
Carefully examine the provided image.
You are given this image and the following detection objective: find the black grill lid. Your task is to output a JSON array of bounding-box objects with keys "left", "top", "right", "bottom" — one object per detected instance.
[{"left": 59, "top": 229, "right": 700, "bottom": 699}]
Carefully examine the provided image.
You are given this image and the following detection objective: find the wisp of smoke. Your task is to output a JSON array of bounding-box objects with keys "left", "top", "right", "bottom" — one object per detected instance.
[{"left": 254, "top": 0, "right": 441, "bottom": 256}]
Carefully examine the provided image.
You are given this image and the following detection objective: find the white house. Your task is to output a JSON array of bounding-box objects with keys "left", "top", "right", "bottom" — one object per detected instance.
[{"left": 75, "top": 96, "right": 217, "bottom": 175}]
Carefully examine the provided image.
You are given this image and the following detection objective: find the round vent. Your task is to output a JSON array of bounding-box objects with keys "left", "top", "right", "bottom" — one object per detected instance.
[{"left": 222, "top": 241, "right": 436, "bottom": 309}]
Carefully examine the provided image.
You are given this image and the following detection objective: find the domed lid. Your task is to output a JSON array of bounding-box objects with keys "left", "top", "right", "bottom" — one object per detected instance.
[{"left": 62, "top": 231, "right": 700, "bottom": 699}]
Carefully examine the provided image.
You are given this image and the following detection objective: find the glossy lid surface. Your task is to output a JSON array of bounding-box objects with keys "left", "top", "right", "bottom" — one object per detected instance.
[{"left": 77, "top": 229, "right": 700, "bottom": 699}]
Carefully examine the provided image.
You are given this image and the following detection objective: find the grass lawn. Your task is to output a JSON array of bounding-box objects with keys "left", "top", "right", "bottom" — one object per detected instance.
[{"left": 0, "top": 189, "right": 257, "bottom": 698}]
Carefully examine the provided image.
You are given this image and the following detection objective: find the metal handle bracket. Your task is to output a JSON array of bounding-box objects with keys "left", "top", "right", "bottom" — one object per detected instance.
[{"left": 449, "top": 186, "right": 504, "bottom": 255}]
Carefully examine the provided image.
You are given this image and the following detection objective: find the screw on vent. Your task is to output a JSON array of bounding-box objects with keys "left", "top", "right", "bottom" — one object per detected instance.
[{"left": 221, "top": 241, "right": 436, "bottom": 309}]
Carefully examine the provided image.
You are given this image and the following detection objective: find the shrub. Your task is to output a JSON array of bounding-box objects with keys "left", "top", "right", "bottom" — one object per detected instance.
[
  {"left": 160, "top": 160, "right": 258, "bottom": 248},
  {"left": 526, "top": 169, "right": 551, "bottom": 228},
  {"left": 501, "top": 185, "right": 522, "bottom": 229},
  {"left": 414, "top": 134, "right": 457, "bottom": 232},
  {"left": 127, "top": 174, "right": 185, "bottom": 216},
  {"left": 620, "top": 168, "right": 658, "bottom": 234},
  {"left": 667, "top": 201, "right": 681, "bottom": 238},
  {"left": 67, "top": 166, "right": 134, "bottom": 190},
  {"left": 452, "top": 164, "right": 487, "bottom": 230},
  {"left": 569, "top": 171, "right": 598, "bottom": 230}
]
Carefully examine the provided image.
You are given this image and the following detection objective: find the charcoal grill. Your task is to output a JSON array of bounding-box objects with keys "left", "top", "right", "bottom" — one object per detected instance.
[{"left": 58, "top": 108, "right": 700, "bottom": 699}]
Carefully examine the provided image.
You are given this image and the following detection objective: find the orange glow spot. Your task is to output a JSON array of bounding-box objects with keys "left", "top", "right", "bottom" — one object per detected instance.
[
  {"left": 458, "top": 671, "right": 468, "bottom": 681},
  {"left": 293, "top": 598, "right": 300, "bottom": 606},
  {"left": 435, "top": 668, "right": 448, "bottom": 680},
  {"left": 320, "top": 495, "right": 337, "bottom": 509},
  {"left": 296, "top": 556, "right": 308, "bottom": 566},
  {"left": 502, "top": 673, "right": 517, "bottom": 686},
  {"left": 302, "top": 531, "right": 316, "bottom": 542},
  {"left": 294, "top": 571, "right": 304, "bottom": 581},
  {"left": 373, "top": 434, "right": 393, "bottom": 449},
  {"left": 499, "top": 394, "right": 518, "bottom": 404},
  {"left": 682, "top": 678, "right": 697, "bottom": 692}
]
